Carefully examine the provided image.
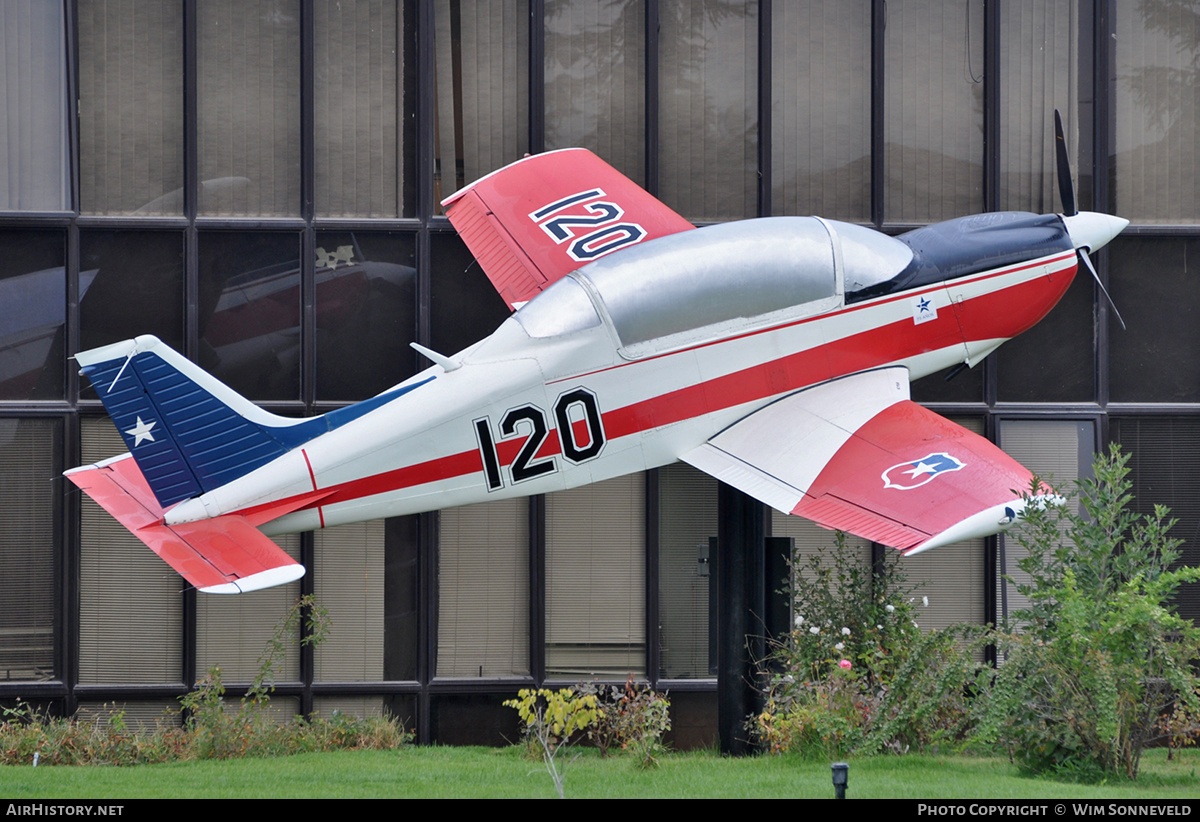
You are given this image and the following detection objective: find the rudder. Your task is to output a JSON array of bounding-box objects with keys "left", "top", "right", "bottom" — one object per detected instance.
[{"left": 76, "top": 336, "right": 325, "bottom": 508}]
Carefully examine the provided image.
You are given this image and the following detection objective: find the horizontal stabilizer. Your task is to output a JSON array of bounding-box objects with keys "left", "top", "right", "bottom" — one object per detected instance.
[
  {"left": 683, "top": 368, "right": 1044, "bottom": 553},
  {"left": 442, "top": 148, "right": 694, "bottom": 309},
  {"left": 66, "top": 454, "right": 320, "bottom": 594}
]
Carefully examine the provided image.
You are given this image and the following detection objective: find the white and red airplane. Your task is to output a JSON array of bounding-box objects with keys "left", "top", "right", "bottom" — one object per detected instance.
[{"left": 66, "top": 131, "right": 1127, "bottom": 594}]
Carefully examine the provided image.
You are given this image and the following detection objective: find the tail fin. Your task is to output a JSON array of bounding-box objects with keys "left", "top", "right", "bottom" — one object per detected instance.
[
  {"left": 76, "top": 336, "right": 327, "bottom": 508},
  {"left": 77, "top": 336, "right": 435, "bottom": 510}
]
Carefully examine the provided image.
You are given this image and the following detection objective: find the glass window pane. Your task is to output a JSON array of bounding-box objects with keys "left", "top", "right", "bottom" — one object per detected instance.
[
  {"left": 430, "top": 232, "right": 511, "bottom": 357},
  {"left": 433, "top": 0, "right": 529, "bottom": 205},
  {"left": 384, "top": 515, "right": 420, "bottom": 682},
  {"left": 79, "top": 417, "right": 181, "bottom": 684},
  {"left": 996, "top": 264, "right": 1094, "bottom": 402},
  {"left": 437, "top": 498, "right": 530, "bottom": 678},
  {"left": 0, "top": 418, "right": 57, "bottom": 682},
  {"left": 315, "top": 0, "right": 413, "bottom": 217},
  {"left": 314, "top": 231, "right": 416, "bottom": 401},
  {"left": 198, "top": 0, "right": 301, "bottom": 217},
  {"left": 196, "top": 534, "right": 302, "bottom": 682},
  {"left": 772, "top": 0, "right": 870, "bottom": 220},
  {"left": 79, "top": 230, "right": 184, "bottom": 359},
  {"left": 198, "top": 231, "right": 301, "bottom": 401},
  {"left": 998, "top": 419, "right": 1094, "bottom": 626},
  {"left": 998, "top": 1, "right": 1081, "bottom": 214},
  {"left": 659, "top": 0, "right": 758, "bottom": 221},
  {"left": 1112, "top": 417, "right": 1200, "bottom": 624},
  {"left": 78, "top": 0, "right": 184, "bottom": 215},
  {"left": 1114, "top": 1, "right": 1200, "bottom": 224},
  {"left": 658, "top": 463, "right": 716, "bottom": 679},
  {"left": 546, "top": 474, "right": 645, "bottom": 678},
  {"left": 544, "top": 0, "right": 645, "bottom": 185},
  {"left": 1109, "top": 237, "right": 1200, "bottom": 402},
  {"left": 0, "top": 0, "right": 68, "bottom": 211},
  {"left": 885, "top": 0, "right": 984, "bottom": 222},
  {"left": 314, "top": 521, "right": 386, "bottom": 682},
  {"left": 0, "top": 230, "right": 65, "bottom": 401}
]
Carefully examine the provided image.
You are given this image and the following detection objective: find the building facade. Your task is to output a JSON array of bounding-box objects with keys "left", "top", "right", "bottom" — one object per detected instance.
[{"left": 1, "top": 0, "right": 1198, "bottom": 746}]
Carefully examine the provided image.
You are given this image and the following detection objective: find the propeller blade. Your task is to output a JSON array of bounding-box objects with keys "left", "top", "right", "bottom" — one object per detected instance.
[
  {"left": 1054, "top": 110, "right": 1077, "bottom": 217},
  {"left": 1079, "top": 248, "right": 1126, "bottom": 331}
]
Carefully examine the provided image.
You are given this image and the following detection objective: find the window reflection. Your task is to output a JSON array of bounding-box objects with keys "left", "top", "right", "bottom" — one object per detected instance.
[
  {"left": 884, "top": 0, "right": 984, "bottom": 222},
  {"left": 315, "top": 232, "right": 417, "bottom": 400},
  {"left": 197, "top": 0, "right": 301, "bottom": 217},
  {"left": 659, "top": 0, "right": 758, "bottom": 221},
  {"left": 433, "top": 0, "right": 530, "bottom": 205},
  {"left": 198, "top": 232, "right": 301, "bottom": 400},
  {"left": 0, "top": 231, "right": 65, "bottom": 400},
  {"left": 544, "top": 0, "right": 645, "bottom": 185},
  {"left": 1114, "top": 1, "right": 1200, "bottom": 224},
  {"left": 772, "top": 1, "right": 871, "bottom": 221}
]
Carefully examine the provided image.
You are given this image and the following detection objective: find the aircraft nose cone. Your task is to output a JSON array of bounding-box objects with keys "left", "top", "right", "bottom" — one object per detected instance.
[{"left": 1062, "top": 212, "right": 1129, "bottom": 252}]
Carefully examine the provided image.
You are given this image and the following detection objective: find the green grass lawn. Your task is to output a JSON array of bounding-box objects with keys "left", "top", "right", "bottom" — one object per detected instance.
[{"left": 1, "top": 747, "right": 1197, "bottom": 799}]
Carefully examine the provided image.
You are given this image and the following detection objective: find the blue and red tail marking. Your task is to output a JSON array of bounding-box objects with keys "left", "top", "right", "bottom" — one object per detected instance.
[{"left": 67, "top": 335, "right": 431, "bottom": 593}]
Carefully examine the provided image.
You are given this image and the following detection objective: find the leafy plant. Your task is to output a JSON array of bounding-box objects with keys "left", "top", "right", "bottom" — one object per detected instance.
[
  {"left": 504, "top": 687, "right": 602, "bottom": 798},
  {"left": 579, "top": 675, "right": 671, "bottom": 767},
  {"left": 974, "top": 446, "right": 1200, "bottom": 780},
  {"left": 0, "top": 595, "right": 409, "bottom": 766},
  {"left": 754, "top": 532, "right": 985, "bottom": 757}
]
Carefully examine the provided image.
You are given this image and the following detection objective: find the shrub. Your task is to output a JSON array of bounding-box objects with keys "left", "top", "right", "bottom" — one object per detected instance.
[
  {"left": 755, "top": 532, "right": 986, "bottom": 757},
  {"left": 0, "top": 595, "right": 410, "bottom": 765},
  {"left": 974, "top": 446, "right": 1200, "bottom": 781},
  {"left": 579, "top": 675, "right": 671, "bottom": 767},
  {"left": 504, "top": 687, "right": 602, "bottom": 798}
]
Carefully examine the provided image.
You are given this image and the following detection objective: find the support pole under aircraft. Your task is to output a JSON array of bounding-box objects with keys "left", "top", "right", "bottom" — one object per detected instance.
[{"left": 716, "top": 483, "right": 765, "bottom": 756}]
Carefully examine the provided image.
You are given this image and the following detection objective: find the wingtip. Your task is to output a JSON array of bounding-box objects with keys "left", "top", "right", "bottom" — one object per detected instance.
[
  {"left": 200, "top": 563, "right": 306, "bottom": 595},
  {"left": 902, "top": 494, "right": 1063, "bottom": 556}
]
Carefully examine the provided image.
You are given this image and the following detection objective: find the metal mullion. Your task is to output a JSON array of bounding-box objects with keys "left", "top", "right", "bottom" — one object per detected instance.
[
  {"left": 73, "top": 216, "right": 190, "bottom": 230},
  {"left": 757, "top": 0, "right": 771, "bottom": 218},
  {"left": 417, "top": 510, "right": 436, "bottom": 743},
  {"left": 982, "top": 0, "right": 999, "bottom": 215},
  {"left": 1094, "top": 0, "right": 1114, "bottom": 412},
  {"left": 644, "top": 0, "right": 659, "bottom": 197},
  {"left": 313, "top": 217, "right": 424, "bottom": 231},
  {"left": 183, "top": 0, "right": 199, "bottom": 363},
  {"left": 530, "top": 493, "right": 545, "bottom": 684},
  {"left": 870, "top": 0, "right": 885, "bottom": 228},
  {"left": 644, "top": 469, "right": 660, "bottom": 688},
  {"left": 300, "top": 0, "right": 316, "bottom": 411},
  {"left": 299, "top": 530, "right": 315, "bottom": 717},
  {"left": 529, "top": 0, "right": 544, "bottom": 155}
]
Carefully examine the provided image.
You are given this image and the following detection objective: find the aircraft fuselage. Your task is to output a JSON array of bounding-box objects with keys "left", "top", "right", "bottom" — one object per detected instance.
[{"left": 163, "top": 215, "right": 1082, "bottom": 536}]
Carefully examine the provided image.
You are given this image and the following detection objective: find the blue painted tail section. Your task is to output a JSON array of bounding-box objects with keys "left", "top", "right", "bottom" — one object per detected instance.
[{"left": 77, "top": 336, "right": 432, "bottom": 508}]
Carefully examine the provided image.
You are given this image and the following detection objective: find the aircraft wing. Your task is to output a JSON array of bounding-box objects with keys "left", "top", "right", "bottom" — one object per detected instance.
[
  {"left": 442, "top": 148, "right": 694, "bottom": 309},
  {"left": 66, "top": 453, "right": 324, "bottom": 593},
  {"left": 681, "top": 368, "right": 1043, "bottom": 554}
]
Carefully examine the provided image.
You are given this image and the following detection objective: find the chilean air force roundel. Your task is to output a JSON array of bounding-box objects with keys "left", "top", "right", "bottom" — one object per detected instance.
[{"left": 881, "top": 452, "right": 966, "bottom": 490}]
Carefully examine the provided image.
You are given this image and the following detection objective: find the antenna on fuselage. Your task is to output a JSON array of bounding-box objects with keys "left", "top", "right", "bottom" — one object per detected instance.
[{"left": 1055, "top": 109, "right": 1126, "bottom": 331}]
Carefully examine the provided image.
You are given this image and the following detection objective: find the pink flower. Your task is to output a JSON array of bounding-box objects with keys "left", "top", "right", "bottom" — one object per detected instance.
[{"left": 838, "top": 659, "right": 852, "bottom": 670}]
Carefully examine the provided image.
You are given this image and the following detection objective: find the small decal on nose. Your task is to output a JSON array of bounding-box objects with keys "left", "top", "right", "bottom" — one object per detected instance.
[{"left": 911, "top": 294, "right": 937, "bottom": 325}]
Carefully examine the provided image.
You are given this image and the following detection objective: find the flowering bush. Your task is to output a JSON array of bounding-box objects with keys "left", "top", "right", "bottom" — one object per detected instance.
[{"left": 755, "top": 532, "right": 986, "bottom": 757}]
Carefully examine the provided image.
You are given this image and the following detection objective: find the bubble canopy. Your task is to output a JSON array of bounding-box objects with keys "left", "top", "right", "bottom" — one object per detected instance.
[{"left": 515, "top": 217, "right": 917, "bottom": 354}]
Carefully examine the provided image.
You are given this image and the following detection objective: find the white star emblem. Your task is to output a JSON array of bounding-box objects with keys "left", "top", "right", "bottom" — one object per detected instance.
[
  {"left": 904, "top": 460, "right": 939, "bottom": 478},
  {"left": 126, "top": 417, "right": 157, "bottom": 447}
]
